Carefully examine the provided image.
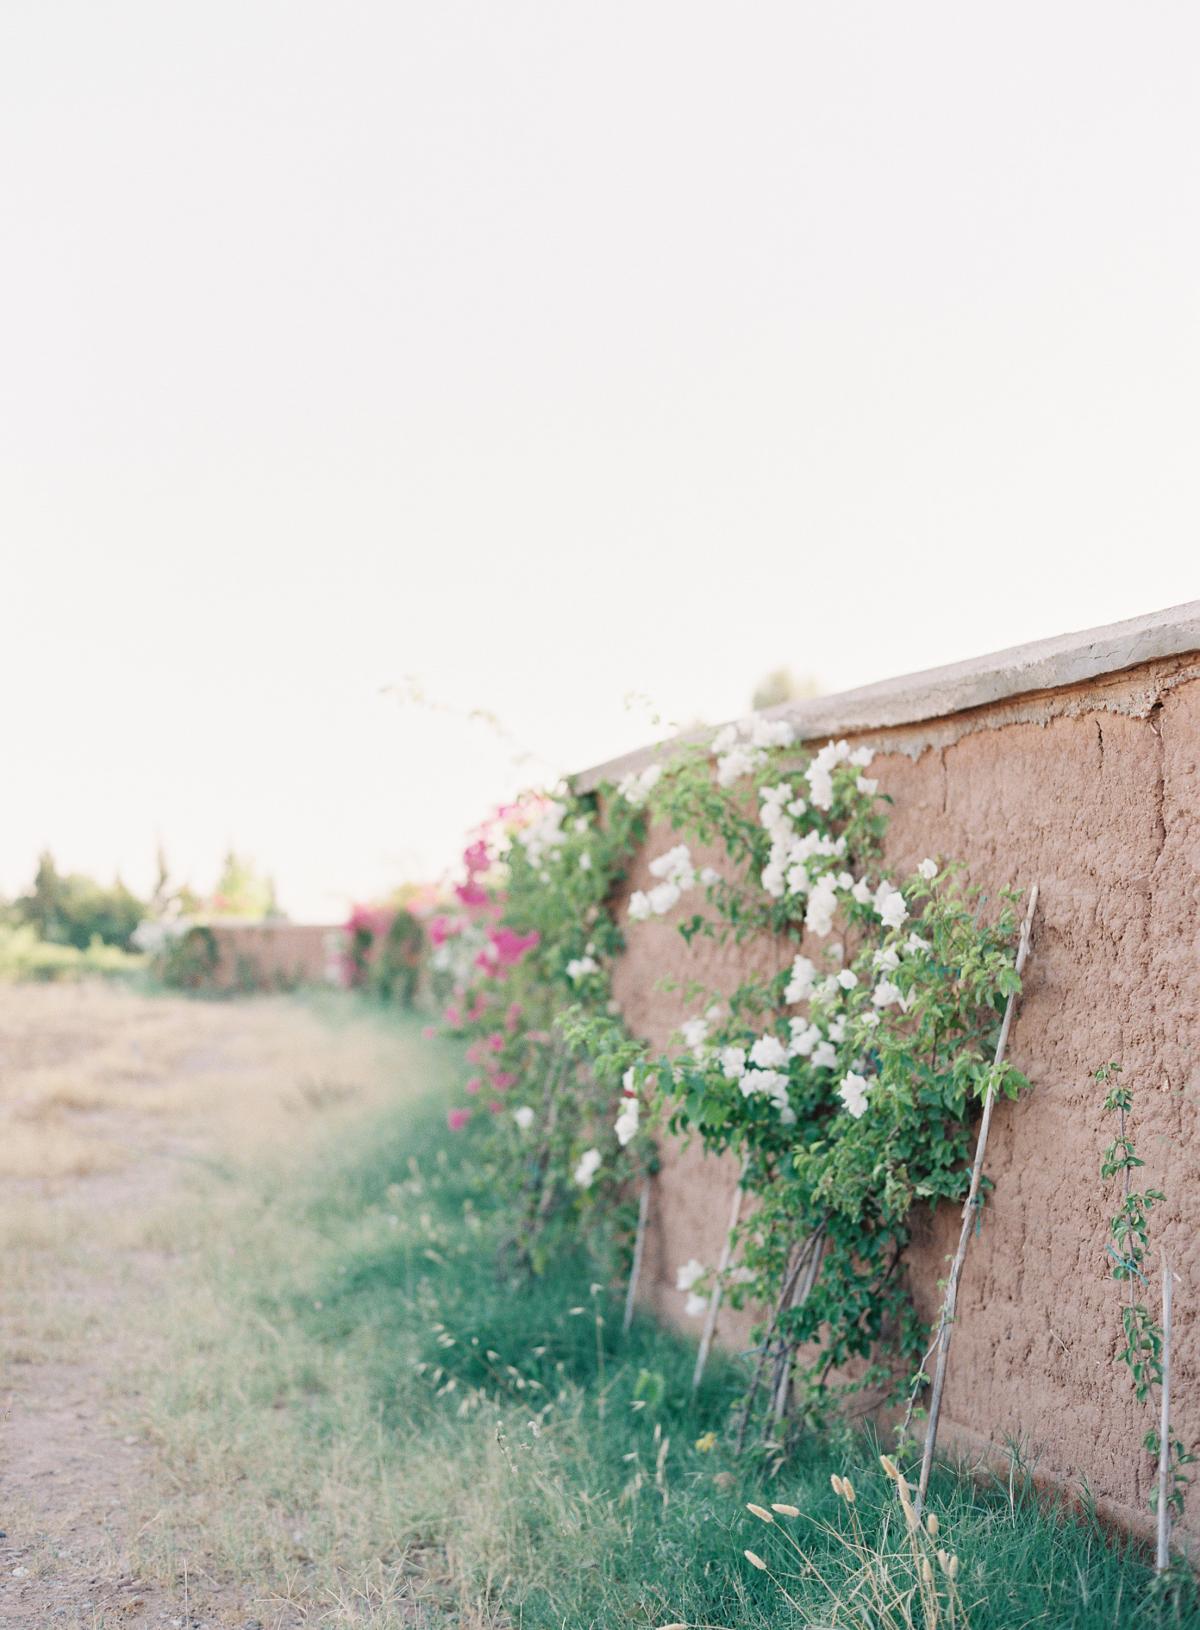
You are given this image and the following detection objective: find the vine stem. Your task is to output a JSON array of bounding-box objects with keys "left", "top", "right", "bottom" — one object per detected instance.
[
  {"left": 622, "top": 1177, "right": 652, "bottom": 1335},
  {"left": 1156, "top": 1249, "right": 1173, "bottom": 1572},
  {"left": 915, "top": 882, "right": 1038, "bottom": 1515},
  {"left": 692, "top": 1165, "right": 747, "bottom": 1391}
]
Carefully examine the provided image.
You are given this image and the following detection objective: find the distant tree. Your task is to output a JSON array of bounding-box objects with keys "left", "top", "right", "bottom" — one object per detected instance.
[
  {"left": 16, "top": 852, "right": 145, "bottom": 951},
  {"left": 208, "top": 850, "right": 282, "bottom": 920},
  {"left": 750, "top": 667, "right": 820, "bottom": 712}
]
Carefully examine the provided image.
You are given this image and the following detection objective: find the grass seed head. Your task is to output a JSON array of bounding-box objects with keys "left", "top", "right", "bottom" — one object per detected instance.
[
  {"left": 771, "top": 1503, "right": 800, "bottom": 1517},
  {"left": 926, "top": 1513, "right": 939, "bottom": 1538},
  {"left": 747, "top": 1504, "right": 775, "bottom": 1524},
  {"left": 744, "top": 1550, "right": 768, "bottom": 1571}
]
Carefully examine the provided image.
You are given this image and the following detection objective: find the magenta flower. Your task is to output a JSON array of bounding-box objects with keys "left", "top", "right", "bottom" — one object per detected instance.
[
  {"left": 443, "top": 1004, "right": 462, "bottom": 1027},
  {"left": 486, "top": 1032, "right": 505, "bottom": 1053},
  {"left": 463, "top": 839, "right": 491, "bottom": 875},
  {"left": 421, "top": 1024, "right": 436, "bottom": 1039},
  {"left": 505, "top": 1002, "right": 523, "bottom": 1031},
  {"left": 465, "top": 1075, "right": 483, "bottom": 1095},
  {"left": 447, "top": 1107, "right": 472, "bottom": 1132},
  {"left": 465, "top": 1041, "right": 483, "bottom": 1065},
  {"left": 489, "top": 927, "right": 540, "bottom": 967},
  {"left": 491, "top": 1070, "right": 517, "bottom": 1091}
]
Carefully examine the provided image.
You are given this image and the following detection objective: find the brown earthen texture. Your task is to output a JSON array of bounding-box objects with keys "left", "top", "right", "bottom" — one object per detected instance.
[
  {"left": 206, "top": 922, "right": 340, "bottom": 991},
  {"left": 608, "top": 666, "right": 1200, "bottom": 1539}
]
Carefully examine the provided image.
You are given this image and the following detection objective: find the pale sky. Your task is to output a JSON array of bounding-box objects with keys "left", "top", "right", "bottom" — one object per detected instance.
[{"left": 3, "top": 4, "right": 1197, "bottom": 919}]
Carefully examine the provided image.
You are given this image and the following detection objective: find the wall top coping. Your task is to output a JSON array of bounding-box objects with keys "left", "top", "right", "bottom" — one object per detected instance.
[{"left": 572, "top": 599, "right": 1200, "bottom": 791}]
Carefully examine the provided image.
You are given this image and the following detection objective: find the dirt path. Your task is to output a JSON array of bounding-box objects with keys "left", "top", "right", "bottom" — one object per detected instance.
[{"left": 0, "top": 983, "right": 412, "bottom": 1629}]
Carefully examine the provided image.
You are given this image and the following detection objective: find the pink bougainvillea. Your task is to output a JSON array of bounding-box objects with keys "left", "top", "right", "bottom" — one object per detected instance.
[{"left": 447, "top": 1107, "right": 472, "bottom": 1132}]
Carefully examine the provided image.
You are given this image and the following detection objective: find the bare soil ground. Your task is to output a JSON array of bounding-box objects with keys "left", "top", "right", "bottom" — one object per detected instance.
[{"left": 0, "top": 983, "right": 415, "bottom": 1629}]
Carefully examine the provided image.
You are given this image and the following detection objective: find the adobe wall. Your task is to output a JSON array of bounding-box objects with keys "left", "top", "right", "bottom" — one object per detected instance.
[
  {"left": 588, "top": 607, "right": 1200, "bottom": 1541},
  {"left": 207, "top": 922, "right": 341, "bottom": 992}
]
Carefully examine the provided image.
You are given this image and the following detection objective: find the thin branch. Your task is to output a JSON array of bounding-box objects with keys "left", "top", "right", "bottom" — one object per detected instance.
[{"left": 915, "top": 882, "right": 1039, "bottom": 1514}]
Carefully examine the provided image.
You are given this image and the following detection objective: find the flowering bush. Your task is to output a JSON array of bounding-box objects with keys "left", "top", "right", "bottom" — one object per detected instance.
[
  {"left": 342, "top": 903, "right": 427, "bottom": 1005},
  {"left": 433, "top": 788, "right": 650, "bottom": 1269},
  {"left": 436, "top": 718, "right": 1025, "bottom": 1429},
  {"left": 618, "top": 726, "right": 1026, "bottom": 1424}
]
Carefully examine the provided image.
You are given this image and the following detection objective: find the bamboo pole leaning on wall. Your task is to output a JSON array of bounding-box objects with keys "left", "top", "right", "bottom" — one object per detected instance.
[
  {"left": 1157, "top": 1251, "right": 1175, "bottom": 1573},
  {"left": 915, "top": 883, "right": 1039, "bottom": 1516},
  {"left": 622, "top": 1178, "right": 652, "bottom": 1335},
  {"left": 692, "top": 1167, "right": 747, "bottom": 1392}
]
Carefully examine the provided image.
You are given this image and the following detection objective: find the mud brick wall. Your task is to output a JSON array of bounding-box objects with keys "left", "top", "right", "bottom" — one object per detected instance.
[
  {"left": 578, "top": 604, "right": 1200, "bottom": 1539},
  {"left": 207, "top": 922, "right": 341, "bottom": 992}
]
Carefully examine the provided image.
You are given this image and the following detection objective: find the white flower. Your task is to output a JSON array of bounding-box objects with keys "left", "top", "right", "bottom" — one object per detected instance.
[
  {"left": 615, "top": 1097, "right": 640, "bottom": 1146},
  {"left": 720, "top": 1046, "right": 747, "bottom": 1080},
  {"left": 649, "top": 844, "right": 696, "bottom": 889},
  {"left": 711, "top": 723, "right": 740, "bottom": 754},
  {"left": 856, "top": 776, "right": 878, "bottom": 795},
  {"left": 838, "top": 1071, "right": 870, "bottom": 1119},
  {"left": 681, "top": 1015, "right": 710, "bottom": 1056},
  {"left": 837, "top": 969, "right": 858, "bottom": 990},
  {"left": 762, "top": 861, "right": 787, "bottom": 898},
  {"left": 518, "top": 799, "right": 569, "bottom": 865},
  {"left": 805, "top": 876, "right": 839, "bottom": 937},
  {"left": 784, "top": 955, "right": 815, "bottom": 1003},
  {"left": 851, "top": 877, "right": 873, "bottom": 905},
  {"left": 685, "top": 1291, "right": 709, "bottom": 1318},
  {"left": 716, "top": 743, "right": 765, "bottom": 786},
  {"left": 699, "top": 866, "right": 720, "bottom": 886},
  {"left": 785, "top": 862, "right": 809, "bottom": 897},
  {"left": 579, "top": 852, "right": 592, "bottom": 871},
  {"left": 811, "top": 1040, "right": 838, "bottom": 1070},
  {"left": 872, "top": 979, "right": 903, "bottom": 1010},
  {"left": 861, "top": 1010, "right": 880, "bottom": 1028},
  {"left": 918, "top": 857, "right": 938, "bottom": 881},
  {"left": 788, "top": 1019, "right": 820, "bottom": 1057},
  {"left": 629, "top": 890, "right": 652, "bottom": 922},
  {"left": 740, "top": 1068, "right": 792, "bottom": 1116},
  {"left": 647, "top": 880, "right": 682, "bottom": 915},
  {"left": 874, "top": 879, "right": 909, "bottom": 930},
  {"left": 828, "top": 1017, "right": 845, "bottom": 1042},
  {"left": 513, "top": 1105, "right": 535, "bottom": 1131},
  {"left": 817, "top": 974, "right": 841, "bottom": 1000},
  {"left": 873, "top": 946, "right": 900, "bottom": 971},
  {"left": 749, "top": 1033, "right": 789, "bottom": 1069},
  {"left": 617, "top": 762, "right": 663, "bottom": 806},
  {"left": 750, "top": 715, "right": 795, "bottom": 748},
  {"left": 566, "top": 955, "right": 599, "bottom": 982},
  {"left": 904, "top": 932, "right": 930, "bottom": 955},
  {"left": 573, "top": 1148, "right": 602, "bottom": 1188},
  {"left": 848, "top": 745, "right": 874, "bottom": 768},
  {"left": 676, "top": 1258, "right": 706, "bottom": 1291}
]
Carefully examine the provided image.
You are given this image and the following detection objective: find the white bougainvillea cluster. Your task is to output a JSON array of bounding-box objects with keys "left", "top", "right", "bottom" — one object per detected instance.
[{"left": 605, "top": 725, "right": 1025, "bottom": 1399}]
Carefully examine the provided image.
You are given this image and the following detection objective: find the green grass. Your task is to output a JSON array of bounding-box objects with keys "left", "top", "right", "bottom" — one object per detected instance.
[{"left": 137, "top": 1015, "right": 1198, "bottom": 1629}]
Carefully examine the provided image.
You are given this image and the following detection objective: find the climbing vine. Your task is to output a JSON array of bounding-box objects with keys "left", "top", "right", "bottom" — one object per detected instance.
[
  {"left": 441, "top": 716, "right": 1027, "bottom": 1426},
  {"left": 1097, "top": 1064, "right": 1193, "bottom": 1525}
]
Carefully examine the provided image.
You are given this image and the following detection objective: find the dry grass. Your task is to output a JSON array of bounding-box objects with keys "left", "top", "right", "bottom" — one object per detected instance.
[{"left": 0, "top": 982, "right": 404, "bottom": 1185}]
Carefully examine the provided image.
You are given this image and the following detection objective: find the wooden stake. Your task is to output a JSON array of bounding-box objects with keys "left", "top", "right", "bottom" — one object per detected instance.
[
  {"left": 1157, "top": 1249, "right": 1173, "bottom": 1572},
  {"left": 622, "top": 1177, "right": 651, "bottom": 1335},
  {"left": 772, "top": 1231, "right": 826, "bottom": 1419},
  {"left": 915, "top": 883, "right": 1038, "bottom": 1514},
  {"left": 692, "top": 1167, "right": 747, "bottom": 1392}
]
